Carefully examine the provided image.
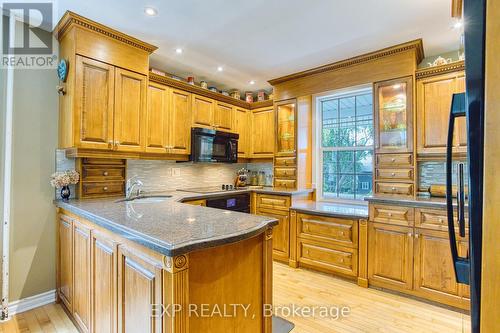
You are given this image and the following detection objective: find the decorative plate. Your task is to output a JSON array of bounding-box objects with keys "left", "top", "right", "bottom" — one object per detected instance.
[{"left": 57, "top": 59, "right": 68, "bottom": 82}]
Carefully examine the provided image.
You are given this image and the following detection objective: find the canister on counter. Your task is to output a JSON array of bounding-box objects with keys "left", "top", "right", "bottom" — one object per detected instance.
[
  {"left": 245, "top": 92, "right": 254, "bottom": 103},
  {"left": 200, "top": 80, "right": 208, "bottom": 89},
  {"left": 187, "top": 76, "right": 195, "bottom": 85}
]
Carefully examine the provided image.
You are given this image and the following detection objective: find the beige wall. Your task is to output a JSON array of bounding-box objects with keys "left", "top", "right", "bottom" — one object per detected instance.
[{"left": 1, "top": 25, "right": 59, "bottom": 301}]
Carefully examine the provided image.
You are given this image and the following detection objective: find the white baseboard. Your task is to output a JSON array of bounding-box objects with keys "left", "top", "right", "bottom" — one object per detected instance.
[{"left": 8, "top": 290, "right": 56, "bottom": 316}]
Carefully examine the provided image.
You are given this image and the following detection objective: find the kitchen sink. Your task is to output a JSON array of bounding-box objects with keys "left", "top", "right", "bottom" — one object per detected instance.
[{"left": 116, "top": 195, "right": 172, "bottom": 203}]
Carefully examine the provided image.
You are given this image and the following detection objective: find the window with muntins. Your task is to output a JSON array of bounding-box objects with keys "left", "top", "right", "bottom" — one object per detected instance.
[{"left": 318, "top": 88, "right": 374, "bottom": 201}]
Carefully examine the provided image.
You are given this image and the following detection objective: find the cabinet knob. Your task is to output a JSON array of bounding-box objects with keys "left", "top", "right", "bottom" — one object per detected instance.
[
  {"left": 391, "top": 187, "right": 396, "bottom": 191},
  {"left": 415, "top": 234, "right": 419, "bottom": 239},
  {"left": 391, "top": 172, "right": 396, "bottom": 177},
  {"left": 103, "top": 186, "right": 108, "bottom": 192},
  {"left": 340, "top": 258, "right": 344, "bottom": 263},
  {"left": 108, "top": 140, "right": 113, "bottom": 149},
  {"left": 103, "top": 171, "right": 109, "bottom": 176},
  {"left": 407, "top": 232, "right": 412, "bottom": 237},
  {"left": 115, "top": 141, "right": 120, "bottom": 146},
  {"left": 391, "top": 158, "right": 396, "bottom": 162},
  {"left": 388, "top": 212, "right": 393, "bottom": 217},
  {"left": 438, "top": 218, "right": 444, "bottom": 223}
]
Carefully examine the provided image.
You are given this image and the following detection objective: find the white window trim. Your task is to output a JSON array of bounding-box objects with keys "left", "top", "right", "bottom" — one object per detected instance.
[{"left": 312, "top": 84, "right": 373, "bottom": 205}]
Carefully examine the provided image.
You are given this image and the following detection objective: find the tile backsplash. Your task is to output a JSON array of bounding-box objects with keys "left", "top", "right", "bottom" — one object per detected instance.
[
  {"left": 418, "top": 161, "right": 468, "bottom": 191},
  {"left": 127, "top": 160, "right": 273, "bottom": 192}
]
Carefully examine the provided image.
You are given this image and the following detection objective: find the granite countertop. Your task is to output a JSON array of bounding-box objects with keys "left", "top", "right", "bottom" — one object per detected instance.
[
  {"left": 364, "top": 195, "right": 465, "bottom": 209},
  {"left": 56, "top": 189, "right": 281, "bottom": 257},
  {"left": 291, "top": 200, "right": 369, "bottom": 219}
]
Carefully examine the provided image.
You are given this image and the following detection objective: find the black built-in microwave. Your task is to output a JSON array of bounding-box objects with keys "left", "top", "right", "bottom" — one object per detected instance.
[{"left": 190, "top": 127, "right": 238, "bottom": 163}]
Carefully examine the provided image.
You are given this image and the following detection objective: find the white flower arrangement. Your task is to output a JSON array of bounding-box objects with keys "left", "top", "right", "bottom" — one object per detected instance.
[{"left": 50, "top": 170, "right": 80, "bottom": 188}]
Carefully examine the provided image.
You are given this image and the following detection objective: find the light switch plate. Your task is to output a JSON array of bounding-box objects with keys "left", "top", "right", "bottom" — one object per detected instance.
[{"left": 172, "top": 168, "right": 181, "bottom": 176}]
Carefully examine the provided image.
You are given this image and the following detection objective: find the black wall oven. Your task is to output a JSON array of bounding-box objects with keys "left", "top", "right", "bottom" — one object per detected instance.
[{"left": 190, "top": 127, "right": 239, "bottom": 163}]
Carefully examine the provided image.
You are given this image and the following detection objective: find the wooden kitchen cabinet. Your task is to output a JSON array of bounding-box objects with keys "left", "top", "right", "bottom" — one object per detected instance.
[
  {"left": 91, "top": 230, "right": 117, "bottom": 333},
  {"left": 256, "top": 207, "right": 290, "bottom": 262},
  {"left": 233, "top": 107, "right": 250, "bottom": 157},
  {"left": 74, "top": 55, "right": 115, "bottom": 150},
  {"left": 214, "top": 102, "right": 233, "bottom": 131},
  {"left": 117, "top": 245, "right": 163, "bottom": 333},
  {"left": 72, "top": 220, "right": 92, "bottom": 332},
  {"left": 146, "top": 82, "right": 170, "bottom": 154},
  {"left": 169, "top": 89, "right": 192, "bottom": 155},
  {"left": 58, "top": 214, "right": 73, "bottom": 311},
  {"left": 192, "top": 94, "right": 215, "bottom": 128},
  {"left": 251, "top": 107, "right": 275, "bottom": 158},
  {"left": 413, "top": 228, "right": 466, "bottom": 308},
  {"left": 114, "top": 68, "right": 147, "bottom": 152},
  {"left": 416, "top": 70, "right": 467, "bottom": 155},
  {"left": 368, "top": 222, "right": 414, "bottom": 290}
]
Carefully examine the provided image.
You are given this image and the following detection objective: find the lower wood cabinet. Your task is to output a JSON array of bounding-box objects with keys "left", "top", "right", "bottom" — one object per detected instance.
[
  {"left": 91, "top": 230, "right": 117, "bottom": 333},
  {"left": 256, "top": 206, "right": 290, "bottom": 262},
  {"left": 117, "top": 245, "right": 163, "bottom": 333},
  {"left": 367, "top": 222, "right": 414, "bottom": 290},
  {"left": 73, "top": 220, "right": 92, "bottom": 332},
  {"left": 58, "top": 214, "right": 73, "bottom": 311}
]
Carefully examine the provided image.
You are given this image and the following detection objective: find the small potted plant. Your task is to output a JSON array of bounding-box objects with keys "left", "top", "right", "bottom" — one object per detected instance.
[{"left": 50, "top": 170, "right": 80, "bottom": 201}]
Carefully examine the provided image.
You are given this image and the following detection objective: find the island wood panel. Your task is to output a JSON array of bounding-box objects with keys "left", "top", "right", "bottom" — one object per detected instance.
[
  {"left": 481, "top": 1, "right": 500, "bottom": 329},
  {"left": 214, "top": 101, "right": 233, "bottom": 131},
  {"left": 91, "top": 230, "right": 117, "bottom": 333},
  {"left": 113, "top": 68, "right": 147, "bottom": 152},
  {"left": 74, "top": 55, "right": 115, "bottom": 150},
  {"left": 368, "top": 222, "right": 414, "bottom": 291},
  {"left": 169, "top": 88, "right": 192, "bottom": 155},
  {"left": 72, "top": 220, "right": 91, "bottom": 333},
  {"left": 272, "top": 49, "right": 418, "bottom": 101},
  {"left": 251, "top": 107, "right": 275, "bottom": 157},
  {"left": 117, "top": 245, "right": 163, "bottom": 333},
  {"left": 192, "top": 94, "right": 215, "bottom": 128},
  {"left": 145, "top": 82, "right": 169, "bottom": 154},
  {"left": 233, "top": 107, "right": 250, "bottom": 157},
  {"left": 58, "top": 214, "right": 73, "bottom": 312}
]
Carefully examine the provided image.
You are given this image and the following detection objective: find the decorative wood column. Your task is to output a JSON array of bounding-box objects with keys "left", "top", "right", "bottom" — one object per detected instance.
[
  {"left": 163, "top": 254, "right": 189, "bottom": 333},
  {"left": 288, "top": 210, "right": 299, "bottom": 268},
  {"left": 263, "top": 228, "right": 273, "bottom": 333},
  {"left": 357, "top": 219, "right": 369, "bottom": 288}
]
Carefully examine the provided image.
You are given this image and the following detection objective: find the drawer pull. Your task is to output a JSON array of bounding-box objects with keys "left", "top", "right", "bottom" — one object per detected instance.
[
  {"left": 388, "top": 212, "right": 393, "bottom": 217},
  {"left": 391, "top": 172, "right": 396, "bottom": 177},
  {"left": 391, "top": 187, "right": 396, "bottom": 191},
  {"left": 391, "top": 158, "right": 396, "bottom": 162},
  {"left": 407, "top": 232, "right": 412, "bottom": 237},
  {"left": 438, "top": 218, "right": 444, "bottom": 223},
  {"left": 103, "top": 171, "right": 109, "bottom": 176},
  {"left": 339, "top": 258, "right": 344, "bottom": 263},
  {"left": 339, "top": 231, "right": 344, "bottom": 236},
  {"left": 103, "top": 186, "right": 108, "bottom": 192}
]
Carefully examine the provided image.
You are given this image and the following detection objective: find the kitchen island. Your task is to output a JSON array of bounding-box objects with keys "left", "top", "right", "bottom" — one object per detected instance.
[{"left": 55, "top": 192, "right": 278, "bottom": 333}]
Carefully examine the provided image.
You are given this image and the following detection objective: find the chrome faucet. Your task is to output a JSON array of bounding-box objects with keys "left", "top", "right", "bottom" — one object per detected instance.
[{"left": 126, "top": 176, "right": 144, "bottom": 199}]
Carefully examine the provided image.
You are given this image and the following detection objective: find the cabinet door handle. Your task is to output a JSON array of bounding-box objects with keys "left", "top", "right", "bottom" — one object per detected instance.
[
  {"left": 103, "top": 171, "right": 109, "bottom": 176},
  {"left": 103, "top": 186, "right": 108, "bottom": 192}
]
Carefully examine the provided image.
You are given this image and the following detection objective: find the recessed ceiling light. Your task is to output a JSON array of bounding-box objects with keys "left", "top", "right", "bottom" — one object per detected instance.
[
  {"left": 175, "top": 48, "right": 183, "bottom": 54},
  {"left": 249, "top": 80, "right": 255, "bottom": 85},
  {"left": 217, "top": 66, "right": 223, "bottom": 72},
  {"left": 453, "top": 20, "right": 463, "bottom": 29},
  {"left": 144, "top": 6, "right": 158, "bottom": 16}
]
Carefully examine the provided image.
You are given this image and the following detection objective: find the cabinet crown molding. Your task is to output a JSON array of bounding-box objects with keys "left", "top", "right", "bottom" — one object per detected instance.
[
  {"left": 415, "top": 60, "right": 465, "bottom": 79},
  {"left": 54, "top": 11, "right": 158, "bottom": 53},
  {"left": 268, "top": 39, "right": 424, "bottom": 85}
]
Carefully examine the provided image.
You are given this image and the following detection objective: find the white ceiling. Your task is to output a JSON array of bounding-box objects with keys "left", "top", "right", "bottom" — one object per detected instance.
[{"left": 56, "top": 0, "right": 462, "bottom": 92}]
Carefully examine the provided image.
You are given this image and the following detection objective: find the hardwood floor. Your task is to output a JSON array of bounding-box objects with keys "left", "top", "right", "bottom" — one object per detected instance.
[
  {"left": 274, "top": 263, "right": 471, "bottom": 333},
  {"left": 0, "top": 263, "right": 470, "bottom": 333}
]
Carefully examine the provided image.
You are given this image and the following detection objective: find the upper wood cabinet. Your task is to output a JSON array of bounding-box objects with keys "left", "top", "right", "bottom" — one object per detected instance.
[
  {"left": 276, "top": 100, "right": 296, "bottom": 156},
  {"left": 192, "top": 95, "right": 215, "bottom": 128},
  {"left": 114, "top": 68, "right": 147, "bottom": 152},
  {"left": 416, "top": 71, "right": 466, "bottom": 155},
  {"left": 74, "top": 55, "right": 115, "bottom": 150},
  {"left": 169, "top": 89, "right": 192, "bottom": 155},
  {"left": 214, "top": 102, "right": 233, "bottom": 131},
  {"left": 374, "top": 76, "right": 413, "bottom": 153},
  {"left": 251, "top": 107, "right": 275, "bottom": 157},
  {"left": 233, "top": 107, "right": 250, "bottom": 157}
]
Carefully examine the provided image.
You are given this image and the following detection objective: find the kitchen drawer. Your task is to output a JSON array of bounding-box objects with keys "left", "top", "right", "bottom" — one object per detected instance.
[
  {"left": 274, "top": 167, "right": 296, "bottom": 178},
  {"left": 298, "top": 239, "right": 358, "bottom": 277},
  {"left": 415, "top": 208, "right": 468, "bottom": 232},
  {"left": 256, "top": 194, "right": 290, "bottom": 211},
  {"left": 376, "top": 153, "right": 413, "bottom": 167},
  {"left": 81, "top": 182, "right": 124, "bottom": 197},
  {"left": 275, "top": 156, "right": 296, "bottom": 166},
  {"left": 274, "top": 178, "right": 296, "bottom": 189},
  {"left": 375, "top": 182, "right": 414, "bottom": 196},
  {"left": 81, "top": 158, "right": 125, "bottom": 166},
  {"left": 375, "top": 168, "right": 413, "bottom": 181},
  {"left": 369, "top": 204, "right": 414, "bottom": 226},
  {"left": 81, "top": 166, "right": 125, "bottom": 182},
  {"left": 297, "top": 213, "right": 358, "bottom": 248}
]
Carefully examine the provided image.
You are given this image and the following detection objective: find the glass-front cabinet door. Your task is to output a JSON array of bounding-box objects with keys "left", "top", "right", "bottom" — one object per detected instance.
[
  {"left": 275, "top": 99, "right": 296, "bottom": 156},
  {"left": 374, "top": 76, "right": 413, "bottom": 153}
]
